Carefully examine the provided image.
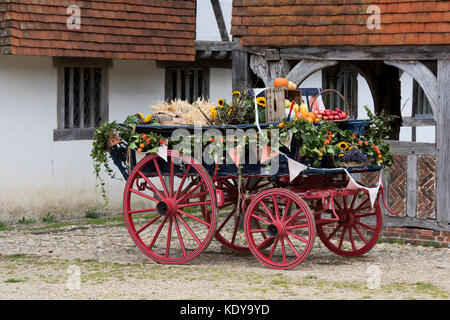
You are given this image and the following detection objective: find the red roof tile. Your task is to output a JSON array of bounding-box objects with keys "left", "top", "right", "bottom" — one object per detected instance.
[
  {"left": 0, "top": 0, "right": 196, "bottom": 61},
  {"left": 231, "top": 0, "right": 450, "bottom": 47}
]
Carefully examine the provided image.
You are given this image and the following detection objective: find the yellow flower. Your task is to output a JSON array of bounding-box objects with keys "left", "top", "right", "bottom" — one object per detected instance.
[
  {"left": 232, "top": 90, "right": 241, "bottom": 97},
  {"left": 256, "top": 97, "right": 266, "bottom": 108},
  {"left": 339, "top": 153, "right": 345, "bottom": 158},
  {"left": 138, "top": 113, "right": 144, "bottom": 120},
  {"left": 348, "top": 145, "right": 359, "bottom": 151},
  {"left": 210, "top": 107, "right": 218, "bottom": 120},
  {"left": 217, "top": 99, "right": 225, "bottom": 108},
  {"left": 227, "top": 108, "right": 233, "bottom": 116},
  {"left": 338, "top": 142, "right": 349, "bottom": 150},
  {"left": 144, "top": 114, "right": 152, "bottom": 122}
]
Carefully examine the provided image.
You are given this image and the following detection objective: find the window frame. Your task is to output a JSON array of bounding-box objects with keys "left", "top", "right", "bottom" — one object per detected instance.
[
  {"left": 164, "top": 67, "right": 210, "bottom": 103},
  {"left": 53, "top": 58, "right": 111, "bottom": 141},
  {"left": 412, "top": 80, "right": 433, "bottom": 120},
  {"left": 322, "top": 65, "right": 359, "bottom": 119}
]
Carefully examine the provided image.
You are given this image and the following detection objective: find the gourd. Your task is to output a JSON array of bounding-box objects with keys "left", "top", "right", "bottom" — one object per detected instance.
[
  {"left": 273, "top": 78, "right": 297, "bottom": 90},
  {"left": 273, "top": 78, "right": 289, "bottom": 88}
]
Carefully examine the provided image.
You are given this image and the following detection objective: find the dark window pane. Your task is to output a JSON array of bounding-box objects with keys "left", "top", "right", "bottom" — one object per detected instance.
[
  {"left": 189, "top": 69, "right": 195, "bottom": 103},
  {"left": 198, "top": 70, "right": 203, "bottom": 99},
  {"left": 171, "top": 69, "right": 177, "bottom": 100},
  {"left": 64, "top": 68, "right": 71, "bottom": 128},
  {"left": 93, "top": 68, "right": 102, "bottom": 127},
  {"left": 83, "top": 68, "right": 91, "bottom": 127},
  {"left": 73, "top": 68, "right": 80, "bottom": 128},
  {"left": 180, "top": 69, "right": 186, "bottom": 100}
]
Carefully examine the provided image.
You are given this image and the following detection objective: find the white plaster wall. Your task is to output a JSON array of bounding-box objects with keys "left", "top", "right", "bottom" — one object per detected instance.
[
  {"left": 357, "top": 75, "right": 375, "bottom": 119},
  {"left": 209, "top": 68, "right": 232, "bottom": 103},
  {"left": 0, "top": 56, "right": 165, "bottom": 223},
  {"left": 109, "top": 60, "right": 165, "bottom": 120},
  {"left": 399, "top": 72, "right": 413, "bottom": 141},
  {"left": 398, "top": 72, "right": 435, "bottom": 143},
  {"left": 196, "top": 0, "right": 232, "bottom": 41}
]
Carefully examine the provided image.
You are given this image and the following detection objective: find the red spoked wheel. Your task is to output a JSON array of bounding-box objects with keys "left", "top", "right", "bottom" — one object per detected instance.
[
  {"left": 214, "top": 177, "right": 272, "bottom": 252},
  {"left": 244, "top": 189, "right": 315, "bottom": 270},
  {"left": 315, "top": 190, "right": 382, "bottom": 257},
  {"left": 123, "top": 150, "right": 217, "bottom": 264}
]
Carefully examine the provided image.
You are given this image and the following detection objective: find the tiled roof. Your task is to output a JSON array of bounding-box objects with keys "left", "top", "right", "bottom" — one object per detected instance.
[
  {"left": 0, "top": 0, "right": 196, "bottom": 61},
  {"left": 231, "top": 0, "right": 450, "bottom": 47}
]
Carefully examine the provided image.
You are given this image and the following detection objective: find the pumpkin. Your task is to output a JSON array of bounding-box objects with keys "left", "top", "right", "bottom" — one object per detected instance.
[{"left": 273, "top": 77, "right": 289, "bottom": 88}]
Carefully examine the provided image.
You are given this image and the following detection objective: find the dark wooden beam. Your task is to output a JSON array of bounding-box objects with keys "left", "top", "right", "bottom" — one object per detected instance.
[
  {"left": 157, "top": 58, "right": 231, "bottom": 69},
  {"left": 232, "top": 43, "right": 255, "bottom": 91},
  {"left": 383, "top": 216, "right": 450, "bottom": 232},
  {"left": 195, "top": 40, "right": 234, "bottom": 52},
  {"left": 274, "top": 45, "right": 450, "bottom": 61},
  {"left": 210, "top": 0, "right": 230, "bottom": 42}
]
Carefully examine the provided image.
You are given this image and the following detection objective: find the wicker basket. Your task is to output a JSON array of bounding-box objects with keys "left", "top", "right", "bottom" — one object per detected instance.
[{"left": 310, "top": 89, "right": 350, "bottom": 122}]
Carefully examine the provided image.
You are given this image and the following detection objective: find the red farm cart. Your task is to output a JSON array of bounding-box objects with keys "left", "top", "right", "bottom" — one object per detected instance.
[{"left": 108, "top": 116, "right": 396, "bottom": 270}]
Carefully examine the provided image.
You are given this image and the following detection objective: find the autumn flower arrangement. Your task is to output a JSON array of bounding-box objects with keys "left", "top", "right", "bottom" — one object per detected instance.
[
  {"left": 277, "top": 106, "right": 396, "bottom": 168},
  {"left": 209, "top": 90, "right": 266, "bottom": 125}
]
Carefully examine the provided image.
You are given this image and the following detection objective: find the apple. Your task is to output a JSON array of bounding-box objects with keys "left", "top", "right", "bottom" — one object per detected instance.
[
  {"left": 324, "top": 116, "right": 329, "bottom": 120},
  {"left": 334, "top": 115, "right": 340, "bottom": 120},
  {"left": 341, "top": 112, "right": 347, "bottom": 118}
]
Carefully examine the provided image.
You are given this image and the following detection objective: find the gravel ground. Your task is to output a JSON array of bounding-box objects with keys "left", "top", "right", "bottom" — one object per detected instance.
[{"left": 0, "top": 218, "right": 448, "bottom": 300}]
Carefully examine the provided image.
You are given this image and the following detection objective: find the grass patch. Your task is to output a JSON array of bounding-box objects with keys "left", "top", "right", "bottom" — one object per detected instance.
[
  {"left": 0, "top": 221, "right": 12, "bottom": 231},
  {"left": 85, "top": 209, "right": 103, "bottom": 219},
  {"left": 27, "top": 216, "right": 125, "bottom": 231},
  {"left": 42, "top": 212, "right": 56, "bottom": 223},
  {"left": 18, "top": 217, "right": 36, "bottom": 225},
  {"left": 392, "top": 239, "right": 405, "bottom": 245},
  {"left": 7, "top": 253, "right": 28, "bottom": 260},
  {"left": 304, "top": 275, "right": 318, "bottom": 280},
  {"left": 414, "top": 282, "right": 448, "bottom": 298},
  {"left": 414, "top": 282, "right": 436, "bottom": 289},
  {"left": 4, "top": 278, "right": 26, "bottom": 283}
]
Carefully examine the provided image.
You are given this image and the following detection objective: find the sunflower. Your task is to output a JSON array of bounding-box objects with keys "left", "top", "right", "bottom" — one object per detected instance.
[
  {"left": 137, "top": 112, "right": 144, "bottom": 120},
  {"left": 338, "top": 141, "right": 349, "bottom": 150},
  {"left": 348, "top": 145, "right": 359, "bottom": 151},
  {"left": 256, "top": 97, "right": 266, "bottom": 108},
  {"left": 210, "top": 107, "right": 218, "bottom": 120},
  {"left": 232, "top": 90, "right": 241, "bottom": 97},
  {"left": 227, "top": 108, "right": 233, "bottom": 116},
  {"left": 217, "top": 98, "right": 225, "bottom": 108},
  {"left": 144, "top": 114, "right": 152, "bottom": 122}
]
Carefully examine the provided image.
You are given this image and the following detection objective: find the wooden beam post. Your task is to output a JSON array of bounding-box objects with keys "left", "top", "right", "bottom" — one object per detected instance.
[
  {"left": 436, "top": 60, "right": 450, "bottom": 225},
  {"left": 210, "top": 0, "right": 230, "bottom": 42},
  {"left": 232, "top": 41, "right": 253, "bottom": 91},
  {"left": 249, "top": 54, "right": 290, "bottom": 87}
]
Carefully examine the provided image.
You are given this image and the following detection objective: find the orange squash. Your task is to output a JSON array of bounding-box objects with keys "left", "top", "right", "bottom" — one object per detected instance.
[{"left": 273, "top": 78, "right": 289, "bottom": 88}]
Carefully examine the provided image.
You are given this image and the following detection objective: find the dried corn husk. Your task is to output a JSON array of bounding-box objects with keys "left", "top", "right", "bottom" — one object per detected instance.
[{"left": 150, "top": 98, "right": 215, "bottom": 126}]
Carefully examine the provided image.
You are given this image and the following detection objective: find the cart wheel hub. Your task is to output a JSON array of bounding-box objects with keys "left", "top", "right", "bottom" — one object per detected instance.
[
  {"left": 267, "top": 222, "right": 285, "bottom": 238},
  {"left": 156, "top": 200, "right": 176, "bottom": 216},
  {"left": 339, "top": 211, "right": 355, "bottom": 227}
]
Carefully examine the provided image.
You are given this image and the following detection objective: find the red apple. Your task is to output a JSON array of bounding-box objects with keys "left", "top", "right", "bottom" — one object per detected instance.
[
  {"left": 334, "top": 115, "right": 340, "bottom": 120},
  {"left": 324, "top": 116, "right": 329, "bottom": 120},
  {"left": 341, "top": 112, "right": 347, "bottom": 118}
]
